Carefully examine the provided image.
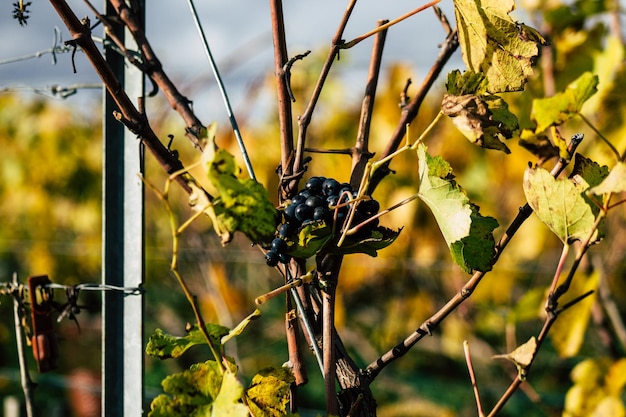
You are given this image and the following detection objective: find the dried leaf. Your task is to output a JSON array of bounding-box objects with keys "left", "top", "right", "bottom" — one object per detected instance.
[
  {"left": 443, "top": 70, "right": 518, "bottom": 153},
  {"left": 493, "top": 337, "right": 537, "bottom": 380}
]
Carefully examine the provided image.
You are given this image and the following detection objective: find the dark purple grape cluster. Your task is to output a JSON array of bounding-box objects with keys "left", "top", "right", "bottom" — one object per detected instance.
[{"left": 265, "top": 176, "right": 380, "bottom": 266}]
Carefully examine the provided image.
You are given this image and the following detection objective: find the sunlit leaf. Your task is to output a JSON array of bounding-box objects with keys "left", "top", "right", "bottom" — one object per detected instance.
[
  {"left": 523, "top": 166, "right": 599, "bottom": 244},
  {"left": 149, "top": 361, "right": 225, "bottom": 417},
  {"left": 417, "top": 144, "right": 499, "bottom": 273},
  {"left": 549, "top": 271, "right": 598, "bottom": 357},
  {"left": 531, "top": 72, "right": 598, "bottom": 132},
  {"left": 212, "top": 371, "right": 249, "bottom": 417},
  {"left": 221, "top": 309, "right": 262, "bottom": 345},
  {"left": 245, "top": 367, "right": 294, "bottom": 417},
  {"left": 146, "top": 324, "right": 230, "bottom": 359},
  {"left": 588, "top": 162, "right": 626, "bottom": 195},
  {"left": 492, "top": 336, "right": 537, "bottom": 380},
  {"left": 200, "top": 125, "right": 278, "bottom": 245},
  {"left": 442, "top": 71, "right": 519, "bottom": 153},
  {"left": 453, "top": 0, "right": 546, "bottom": 93}
]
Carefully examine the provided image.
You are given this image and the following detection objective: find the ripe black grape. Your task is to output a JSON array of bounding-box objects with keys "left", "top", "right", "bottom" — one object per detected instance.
[
  {"left": 265, "top": 250, "right": 279, "bottom": 267},
  {"left": 306, "top": 177, "right": 324, "bottom": 195},
  {"left": 268, "top": 177, "right": 383, "bottom": 265},
  {"left": 271, "top": 237, "right": 287, "bottom": 253},
  {"left": 322, "top": 178, "right": 340, "bottom": 196},
  {"left": 295, "top": 204, "right": 313, "bottom": 222}
]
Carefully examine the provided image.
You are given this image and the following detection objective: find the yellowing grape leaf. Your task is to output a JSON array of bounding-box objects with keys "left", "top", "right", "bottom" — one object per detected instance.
[
  {"left": 493, "top": 336, "right": 537, "bottom": 380},
  {"left": 221, "top": 309, "right": 262, "bottom": 345},
  {"left": 245, "top": 367, "right": 294, "bottom": 417},
  {"left": 453, "top": 0, "right": 547, "bottom": 93},
  {"left": 198, "top": 124, "right": 277, "bottom": 245},
  {"left": 523, "top": 166, "right": 599, "bottom": 244},
  {"left": 531, "top": 72, "right": 599, "bottom": 133},
  {"left": 549, "top": 271, "right": 598, "bottom": 357},
  {"left": 212, "top": 371, "right": 249, "bottom": 417},
  {"left": 146, "top": 324, "right": 229, "bottom": 359},
  {"left": 443, "top": 70, "right": 519, "bottom": 153},
  {"left": 149, "top": 361, "right": 227, "bottom": 417},
  {"left": 417, "top": 144, "right": 499, "bottom": 273}
]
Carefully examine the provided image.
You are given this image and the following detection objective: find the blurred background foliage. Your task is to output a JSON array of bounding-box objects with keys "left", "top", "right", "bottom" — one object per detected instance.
[{"left": 1, "top": 0, "right": 626, "bottom": 416}]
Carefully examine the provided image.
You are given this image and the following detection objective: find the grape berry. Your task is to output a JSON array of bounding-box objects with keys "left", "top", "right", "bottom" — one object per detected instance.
[{"left": 265, "top": 177, "right": 380, "bottom": 266}]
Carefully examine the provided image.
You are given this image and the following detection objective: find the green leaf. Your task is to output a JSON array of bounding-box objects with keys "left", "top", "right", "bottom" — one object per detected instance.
[
  {"left": 417, "top": 144, "right": 499, "bottom": 273},
  {"left": 531, "top": 72, "right": 599, "bottom": 132},
  {"left": 588, "top": 162, "right": 626, "bottom": 195},
  {"left": 550, "top": 271, "right": 598, "bottom": 358},
  {"left": 287, "top": 220, "right": 334, "bottom": 259},
  {"left": 523, "top": 166, "right": 599, "bottom": 244},
  {"left": 149, "top": 361, "right": 225, "bottom": 417},
  {"left": 445, "top": 69, "right": 489, "bottom": 96},
  {"left": 245, "top": 367, "right": 294, "bottom": 417},
  {"left": 146, "top": 324, "right": 230, "bottom": 359},
  {"left": 198, "top": 126, "right": 277, "bottom": 245},
  {"left": 453, "top": 0, "right": 546, "bottom": 93},
  {"left": 332, "top": 226, "right": 401, "bottom": 257}
]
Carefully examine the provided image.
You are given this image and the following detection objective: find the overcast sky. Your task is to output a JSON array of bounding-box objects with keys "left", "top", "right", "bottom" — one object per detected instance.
[{"left": 0, "top": 1, "right": 461, "bottom": 122}]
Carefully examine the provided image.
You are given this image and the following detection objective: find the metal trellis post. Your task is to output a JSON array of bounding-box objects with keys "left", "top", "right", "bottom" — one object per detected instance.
[{"left": 102, "top": 1, "right": 145, "bottom": 416}]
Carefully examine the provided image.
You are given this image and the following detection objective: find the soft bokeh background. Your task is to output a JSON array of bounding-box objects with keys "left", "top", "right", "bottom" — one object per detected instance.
[{"left": 1, "top": 1, "right": 625, "bottom": 416}]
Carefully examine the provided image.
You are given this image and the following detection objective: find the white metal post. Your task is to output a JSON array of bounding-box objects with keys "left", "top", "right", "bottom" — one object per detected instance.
[{"left": 102, "top": 1, "right": 145, "bottom": 415}]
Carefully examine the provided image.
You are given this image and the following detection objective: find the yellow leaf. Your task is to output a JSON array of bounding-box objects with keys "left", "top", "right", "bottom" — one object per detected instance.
[
  {"left": 549, "top": 271, "right": 599, "bottom": 357},
  {"left": 453, "top": 0, "right": 547, "bottom": 92}
]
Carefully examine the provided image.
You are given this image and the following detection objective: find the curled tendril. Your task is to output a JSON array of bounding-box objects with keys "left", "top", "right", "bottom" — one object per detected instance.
[{"left": 12, "top": 1, "right": 32, "bottom": 26}]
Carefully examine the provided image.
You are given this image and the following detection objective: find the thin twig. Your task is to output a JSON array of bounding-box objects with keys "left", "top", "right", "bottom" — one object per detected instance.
[
  {"left": 350, "top": 19, "right": 388, "bottom": 188},
  {"left": 49, "top": 0, "right": 195, "bottom": 194},
  {"left": 108, "top": 0, "right": 206, "bottom": 149},
  {"left": 368, "top": 23, "right": 458, "bottom": 193},
  {"left": 270, "top": 0, "right": 296, "bottom": 201},
  {"left": 317, "top": 254, "right": 343, "bottom": 416},
  {"left": 12, "top": 273, "right": 35, "bottom": 417},
  {"left": 341, "top": 0, "right": 441, "bottom": 49},
  {"left": 143, "top": 175, "right": 224, "bottom": 371},
  {"left": 578, "top": 113, "right": 621, "bottom": 161},
  {"left": 293, "top": 0, "right": 358, "bottom": 191},
  {"left": 463, "top": 341, "right": 485, "bottom": 417}
]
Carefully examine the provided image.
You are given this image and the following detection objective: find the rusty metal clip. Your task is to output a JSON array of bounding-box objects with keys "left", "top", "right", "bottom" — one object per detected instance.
[{"left": 28, "top": 275, "right": 58, "bottom": 372}]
